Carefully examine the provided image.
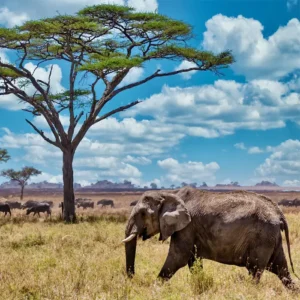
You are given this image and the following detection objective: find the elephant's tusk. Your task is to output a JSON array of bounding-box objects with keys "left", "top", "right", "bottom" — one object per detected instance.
[{"left": 122, "top": 233, "right": 137, "bottom": 243}]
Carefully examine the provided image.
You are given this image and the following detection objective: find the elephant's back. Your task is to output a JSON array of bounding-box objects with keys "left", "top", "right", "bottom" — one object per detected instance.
[{"left": 176, "top": 186, "right": 282, "bottom": 225}]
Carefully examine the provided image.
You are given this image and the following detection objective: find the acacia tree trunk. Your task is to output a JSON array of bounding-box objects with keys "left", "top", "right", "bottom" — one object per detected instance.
[
  {"left": 20, "top": 184, "right": 25, "bottom": 200},
  {"left": 62, "top": 149, "right": 76, "bottom": 222}
]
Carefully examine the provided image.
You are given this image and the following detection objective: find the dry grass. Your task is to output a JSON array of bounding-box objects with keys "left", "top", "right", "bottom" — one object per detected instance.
[{"left": 0, "top": 192, "right": 300, "bottom": 299}]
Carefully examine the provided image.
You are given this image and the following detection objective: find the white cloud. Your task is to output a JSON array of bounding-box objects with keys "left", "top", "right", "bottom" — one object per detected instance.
[
  {"left": 248, "top": 146, "right": 263, "bottom": 154},
  {"left": 2, "top": 0, "right": 157, "bottom": 21},
  {"left": 157, "top": 158, "right": 220, "bottom": 184},
  {"left": 203, "top": 15, "right": 300, "bottom": 79},
  {"left": 120, "top": 67, "right": 144, "bottom": 86},
  {"left": 127, "top": 0, "right": 158, "bottom": 12},
  {"left": 124, "top": 155, "right": 151, "bottom": 165},
  {"left": 235, "top": 143, "right": 264, "bottom": 154},
  {"left": 175, "top": 60, "right": 198, "bottom": 80},
  {"left": 234, "top": 143, "right": 246, "bottom": 150},
  {"left": 33, "top": 172, "right": 63, "bottom": 184},
  {"left": 283, "top": 179, "right": 300, "bottom": 186},
  {"left": 256, "top": 140, "right": 300, "bottom": 177},
  {"left": 287, "top": 0, "right": 298, "bottom": 10},
  {"left": 0, "top": 7, "right": 28, "bottom": 27},
  {"left": 122, "top": 80, "right": 300, "bottom": 137}
]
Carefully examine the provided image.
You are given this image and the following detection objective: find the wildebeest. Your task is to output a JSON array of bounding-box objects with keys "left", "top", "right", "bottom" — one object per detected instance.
[
  {"left": 21, "top": 200, "right": 39, "bottom": 209},
  {"left": 75, "top": 198, "right": 91, "bottom": 205},
  {"left": 97, "top": 199, "right": 114, "bottom": 208},
  {"left": 42, "top": 200, "right": 54, "bottom": 207},
  {"left": 26, "top": 203, "right": 51, "bottom": 217},
  {"left": 77, "top": 201, "right": 94, "bottom": 209},
  {"left": 130, "top": 200, "right": 138, "bottom": 206},
  {"left": 278, "top": 198, "right": 300, "bottom": 207},
  {"left": 5, "top": 201, "right": 22, "bottom": 209},
  {"left": 0, "top": 203, "right": 11, "bottom": 216}
]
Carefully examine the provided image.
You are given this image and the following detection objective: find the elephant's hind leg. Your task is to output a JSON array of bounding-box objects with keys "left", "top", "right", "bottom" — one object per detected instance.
[
  {"left": 246, "top": 245, "right": 274, "bottom": 284},
  {"left": 268, "top": 244, "right": 295, "bottom": 289}
]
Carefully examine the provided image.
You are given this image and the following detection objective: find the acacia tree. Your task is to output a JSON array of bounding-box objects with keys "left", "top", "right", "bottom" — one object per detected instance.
[
  {"left": 1, "top": 167, "right": 41, "bottom": 200},
  {"left": 0, "top": 149, "right": 10, "bottom": 162},
  {"left": 0, "top": 5, "right": 233, "bottom": 221}
]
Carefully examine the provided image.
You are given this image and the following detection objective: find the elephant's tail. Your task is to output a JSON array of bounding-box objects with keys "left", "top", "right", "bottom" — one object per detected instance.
[{"left": 281, "top": 217, "right": 299, "bottom": 278}]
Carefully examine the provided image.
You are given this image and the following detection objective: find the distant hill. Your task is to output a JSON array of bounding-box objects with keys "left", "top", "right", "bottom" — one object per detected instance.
[
  {"left": 83, "top": 180, "right": 135, "bottom": 190},
  {"left": 0, "top": 180, "right": 81, "bottom": 190},
  {"left": 255, "top": 181, "right": 279, "bottom": 187},
  {"left": 216, "top": 181, "right": 240, "bottom": 187}
]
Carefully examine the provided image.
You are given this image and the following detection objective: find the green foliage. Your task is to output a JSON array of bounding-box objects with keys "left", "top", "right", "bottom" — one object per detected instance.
[
  {"left": 0, "top": 148, "right": 10, "bottom": 162},
  {"left": 80, "top": 56, "right": 143, "bottom": 72}
]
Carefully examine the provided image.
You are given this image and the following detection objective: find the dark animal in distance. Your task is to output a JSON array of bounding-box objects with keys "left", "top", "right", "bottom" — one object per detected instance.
[
  {"left": 75, "top": 198, "right": 91, "bottom": 205},
  {"left": 124, "top": 187, "right": 297, "bottom": 289},
  {"left": 97, "top": 199, "right": 114, "bottom": 208},
  {"left": 278, "top": 199, "right": 300, "bottom": 207},
  {"left": 5, "top": 201, "right": 22, "bottom": 209},
  {"left": 130, "top": 200, "right": 138, "bottom": 206},
  {"left": 0, "top": 203, "right": 11, "bottom": 216},
  {"left": 42, "top": 200, "right": 54, "bottom": 207},
  {"left": 26, "top": 203, "right": 51, "bottom": 217},
  {"left": 21, "top": 200, "right": 39, "bottom": 209},
  {"left": 77, "top": 201, "right": 94, "bottom": 209}
]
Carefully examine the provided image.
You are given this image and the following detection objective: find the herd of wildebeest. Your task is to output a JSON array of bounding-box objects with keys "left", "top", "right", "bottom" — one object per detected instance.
[{"left": 0, "top": 197, "right": 139, "bottom": 217}]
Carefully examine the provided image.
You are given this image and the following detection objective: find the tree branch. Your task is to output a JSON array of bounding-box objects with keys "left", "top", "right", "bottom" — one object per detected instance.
[
  {"left": 93, "top": 100, "right": 141, "bottom": 124},
  {"left": 25, "top": 119, "right": 61, "bottom": 149},
  {"left": 110, "top": 66, "right": 208, "bottom": 98}
]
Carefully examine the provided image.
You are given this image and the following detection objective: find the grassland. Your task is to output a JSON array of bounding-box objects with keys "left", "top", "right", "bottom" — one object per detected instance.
[{"left": 0, "top": 192, "right": 299, "bottom": 299}]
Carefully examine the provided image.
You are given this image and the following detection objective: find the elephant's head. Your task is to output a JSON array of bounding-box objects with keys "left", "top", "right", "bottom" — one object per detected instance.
[{"left": 123, "top": 191, "right": 191, "bottom": 276}]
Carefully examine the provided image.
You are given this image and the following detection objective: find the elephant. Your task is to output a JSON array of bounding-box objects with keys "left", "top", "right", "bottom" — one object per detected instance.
[
  {"left": 123, "top": 187, "right": 297, "bottom": 289},
  {"left": 26, "top": 203, "right": 51, "bottom": 217},
  {"left": 130, "top": 200, "right": 138, "bottom": 206}
]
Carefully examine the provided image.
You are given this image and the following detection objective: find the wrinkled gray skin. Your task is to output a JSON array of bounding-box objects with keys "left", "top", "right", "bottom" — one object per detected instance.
[
  {"left": 97, "top": 199, "right": 114, "bottom": 208},
  {"left": 26, "top": 203, "right": 51, "bottom": 217},
  {"left": 124, "top": 187, "right": 297, "bottom": 289}
]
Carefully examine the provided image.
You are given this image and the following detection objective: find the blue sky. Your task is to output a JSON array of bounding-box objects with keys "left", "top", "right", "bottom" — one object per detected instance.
[{"left": 0, "top": 0, "right": 300, "bottom": 187}]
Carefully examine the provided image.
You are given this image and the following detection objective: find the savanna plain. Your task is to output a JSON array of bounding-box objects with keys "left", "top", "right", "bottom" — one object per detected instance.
[{"left": 0, "top": 191, "right": 300, "bottom": 299}]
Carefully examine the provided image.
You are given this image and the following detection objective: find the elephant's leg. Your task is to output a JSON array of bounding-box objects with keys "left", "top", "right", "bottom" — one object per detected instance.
[
  {"left": 268, "top": 244, "right": 295, "bottom": 289},
  {"left": 246, "top": 245, "right": 273, "bottom": 284},
  {"left": 158, "top": 231, "right": 194, "bottom": 280}
]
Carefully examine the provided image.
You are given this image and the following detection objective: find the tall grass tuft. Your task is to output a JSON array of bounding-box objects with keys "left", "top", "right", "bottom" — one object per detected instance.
[{"left": 190, "top": 258, "right": 214, "bottom": 295}]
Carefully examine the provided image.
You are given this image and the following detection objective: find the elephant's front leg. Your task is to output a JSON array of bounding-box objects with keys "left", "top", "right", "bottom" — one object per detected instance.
[{"left": 158, "top": 231, "right": 194, "bottom": 280}]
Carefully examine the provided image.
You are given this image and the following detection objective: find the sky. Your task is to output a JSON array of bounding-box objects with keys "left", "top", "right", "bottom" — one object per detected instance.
[{"left": 0, "top": 0, "right": 300, "bottom": 188}]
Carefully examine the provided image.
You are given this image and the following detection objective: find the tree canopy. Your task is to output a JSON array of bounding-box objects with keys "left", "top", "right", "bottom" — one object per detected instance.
[
  {"left": 0, "top": 149, "right": 10, "bottom": 163},
  {"left": 0, "top": 4, "right": 234, "bottom": 220},
  {"left": 1, "top": 167, "right": 41, "bottom": 199}
]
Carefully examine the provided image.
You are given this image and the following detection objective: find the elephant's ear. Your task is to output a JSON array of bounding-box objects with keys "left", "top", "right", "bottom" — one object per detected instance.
[{"left": 159, "top": 193, "right": 191, "bottom": 242}]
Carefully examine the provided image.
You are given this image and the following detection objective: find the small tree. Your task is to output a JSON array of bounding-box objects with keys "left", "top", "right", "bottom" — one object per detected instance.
[
  {"left": 0, "top": 149, "right": 10, "bottom": 163},
  {"left": 0, "top": 5, "right": 233, "bottom": 221},
  {"left": 1, "top": 167, "right": 41, "bottom": 200},
  {"left": 150, "top": 182, "right": 158, "bottom": 189}
]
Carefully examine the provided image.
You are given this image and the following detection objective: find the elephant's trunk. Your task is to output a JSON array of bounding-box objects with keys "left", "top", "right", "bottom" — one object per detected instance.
[
  {"left": 125, "top": 235, "right": 137, "bottom": 277},
  {"left": 124, "top": 217, "right": 138, "bottom": 277}
]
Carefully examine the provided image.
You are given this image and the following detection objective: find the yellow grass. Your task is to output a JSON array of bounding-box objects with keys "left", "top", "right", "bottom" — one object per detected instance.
[{"left": 0, "top": 193, "right": 300, "bottom": 299}]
